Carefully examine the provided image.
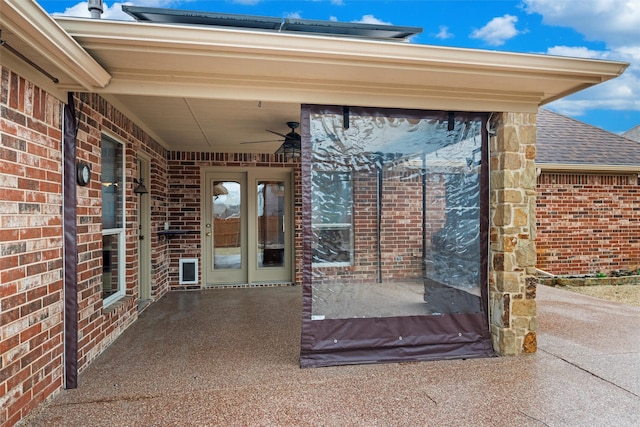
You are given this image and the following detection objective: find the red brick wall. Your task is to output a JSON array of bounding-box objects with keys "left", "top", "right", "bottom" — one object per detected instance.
[
  {"left": 536, "top": 172, "right": 640, "bottom": 275},
  {"left": 166, "top": 152, "right": 302, "bottom": 287},
  {"left": 313, "top": 169, "right": 446, "bottom": 284},
  {"left": 380, "top": 169, "right": 428, "bottom": 281},
  {"left": 0, "top": 65, "right": 169, "bottom": 426},
  {"left": 72, "top": 93, "right": 169, "bottom": 366},
  {"left": 1, "top": 67, "right": 65, "bottom": 426}
]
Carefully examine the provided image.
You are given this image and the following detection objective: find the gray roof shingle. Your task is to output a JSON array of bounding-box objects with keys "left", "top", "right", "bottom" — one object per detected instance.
[
  {"left": 536, "top": 108, "right": 640, "bottom": 167},
  {"left": 622, "top": 125, "right": 640, "bottom": 143}
]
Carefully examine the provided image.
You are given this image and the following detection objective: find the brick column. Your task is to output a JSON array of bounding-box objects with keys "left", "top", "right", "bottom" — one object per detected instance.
[{"left": 489, "top": 112, "right": 538, "bottom": 355}]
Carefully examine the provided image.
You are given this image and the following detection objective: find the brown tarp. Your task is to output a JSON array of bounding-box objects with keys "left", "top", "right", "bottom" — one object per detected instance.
[{"left": 63, "top": 92, "right": 78, "bottom": 388}]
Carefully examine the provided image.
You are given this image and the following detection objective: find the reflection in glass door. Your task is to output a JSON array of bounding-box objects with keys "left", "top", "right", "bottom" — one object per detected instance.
[
  {"left": 257, "top": 181, "right": 285, "bottom": 268},
  {"left": 213, "top": 181, "right": 242, "bottom": 270},
  {"left": 203, "top": 170, "right": 292, "bottom": 286}
]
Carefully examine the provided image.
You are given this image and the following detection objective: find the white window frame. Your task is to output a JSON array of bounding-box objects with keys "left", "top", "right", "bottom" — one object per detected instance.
[{"left": 102, "top": 134, "right": 126, "bottom": 307}]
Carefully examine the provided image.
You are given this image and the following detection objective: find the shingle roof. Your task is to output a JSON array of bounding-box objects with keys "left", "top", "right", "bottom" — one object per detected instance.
[
  {"left": 536, "top": 108, "right": 640, "bottom": 167},
  {"left": 622, "top": 125, "right": 640, "bottom": 143}
]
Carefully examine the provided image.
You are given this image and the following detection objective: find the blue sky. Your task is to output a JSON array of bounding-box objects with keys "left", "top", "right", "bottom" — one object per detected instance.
[{"left": 39, "top": 0, "right": 640, "bottom": 135}]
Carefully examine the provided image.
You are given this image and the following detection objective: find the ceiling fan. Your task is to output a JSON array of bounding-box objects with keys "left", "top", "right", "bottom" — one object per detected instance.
[{"left": 242, "top": 121, "right": 301, "bottom": 158}]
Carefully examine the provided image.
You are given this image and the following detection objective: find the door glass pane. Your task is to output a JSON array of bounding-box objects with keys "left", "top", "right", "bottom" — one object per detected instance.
[
  {"left": 257, "top": 181, "right": 285, "bottom": 268},
  {"left": 213, "top": 181, "right": 242, "bottom": 270}
]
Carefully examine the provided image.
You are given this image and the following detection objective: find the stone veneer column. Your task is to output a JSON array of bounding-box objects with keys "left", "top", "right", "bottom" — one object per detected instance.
[{"left": 489, "top": 112, "right": 538, "bottom": 355}]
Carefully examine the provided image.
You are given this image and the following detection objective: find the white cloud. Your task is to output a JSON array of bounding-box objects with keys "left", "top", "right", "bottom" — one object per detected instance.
[
  {"left": 331, "top": 0, "right": 344, "bottom": 5},
  {"left": 545, "top": 45, "right": 639, "bottom": 115},
  {"left": 353, "top": 15, "right": 392, "bottom": 26},
  {"left": 525, "top": 0, "right": 640, "bottom": 117},
  {"left": 524, "top": 0, "right": 640, "bottom": 48},
  {"left": 285, "top": 11, "right": 302, "bottom": 19},
  {"left": 546, "top": 46, "right": 608, "bottom": 60},
  {"left": 470, "top": 14, "right": 520, "bottom": 46},
  {"left": 435, "top": 25, "right": 453, "bottom": 40}
]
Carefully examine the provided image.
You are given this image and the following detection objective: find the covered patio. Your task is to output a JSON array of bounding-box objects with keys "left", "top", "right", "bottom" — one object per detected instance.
[
  {"left": 0, "top": 2, "right": 633, "bottom": 424},
  {"left": 22, "top": 285, "right": 640, "bottom": 426}
]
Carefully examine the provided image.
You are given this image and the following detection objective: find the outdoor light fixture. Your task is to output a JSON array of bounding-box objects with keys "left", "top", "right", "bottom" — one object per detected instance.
[{"left": 133, "top": 178, "right": 149, "bottom": 194}]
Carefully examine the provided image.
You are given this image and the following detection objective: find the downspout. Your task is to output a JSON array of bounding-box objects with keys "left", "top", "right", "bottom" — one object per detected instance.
[
  {"left": 422, "top": 153, "right": 427, "bottom": 281},
  {"left": 377, "top": 164, "right": 382, "bottom": 283},
  {"left": 63, "top": 93, "right": 78, "bottom": 389}
]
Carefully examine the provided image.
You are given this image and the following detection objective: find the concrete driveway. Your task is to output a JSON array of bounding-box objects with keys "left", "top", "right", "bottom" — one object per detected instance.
[{"left": 21, "top": 285, "right": 640, "bottom": 426}]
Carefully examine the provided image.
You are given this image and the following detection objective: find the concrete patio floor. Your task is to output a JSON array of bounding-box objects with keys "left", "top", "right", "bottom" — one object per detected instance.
[{"left": 21, "top": 285, "right": 640, "bottom": 426}]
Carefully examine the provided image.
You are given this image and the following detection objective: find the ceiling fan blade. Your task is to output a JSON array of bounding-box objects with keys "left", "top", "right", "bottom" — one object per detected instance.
[
  {"left": 240, "top": 139, "right": 283, "bottom": 144},
  {"left": 266, "top": 129, "right": 288, "bottom": 138}
]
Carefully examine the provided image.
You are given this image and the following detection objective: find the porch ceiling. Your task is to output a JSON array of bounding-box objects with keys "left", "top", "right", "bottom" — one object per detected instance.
[{"left": 4, "top": 1, "right": 629, "bottom": 153}]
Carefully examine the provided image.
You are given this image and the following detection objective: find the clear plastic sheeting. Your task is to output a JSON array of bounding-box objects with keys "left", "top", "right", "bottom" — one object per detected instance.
[
  {"left": 310, "top": 111, "right": 482, "bottom": 319},
  {"left": 300, "top": 106, "right": 493, "bottom": 367}
]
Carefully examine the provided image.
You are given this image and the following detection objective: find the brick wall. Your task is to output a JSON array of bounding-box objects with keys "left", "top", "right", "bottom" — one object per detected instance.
[
  {"left": 380, "top": 169, "right": 430, "bottom": 281},
  {"left": 166, "top": 157, "right": 436, "bottom": 287},
  {"left": 313, "top": 168, "right": 445, "bottom": 284},
  {"left": 537, "top": 172, "right": 640, "bottom": 275},
  {"left": 72, "top": 93, "right": 169, "bottom": 367},
  {"left": 1, "top": 67, "right": 65, "bottom": 426},
  {"left": 0, "top": 65, "right": 170, "bottom": 426}
]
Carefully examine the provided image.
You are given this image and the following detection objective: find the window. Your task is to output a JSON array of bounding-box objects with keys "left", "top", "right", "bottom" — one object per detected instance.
[
  {"left": 311, "top": 171, "right": 353, "bottom": 265},
  {"left": 101, "top": 135, "right": 125, "bottom": 305}
]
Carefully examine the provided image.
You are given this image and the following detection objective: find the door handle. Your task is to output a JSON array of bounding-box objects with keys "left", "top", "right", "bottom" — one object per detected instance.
[{"left": 206, "top": 232, "right": 212, "bottom": 236}]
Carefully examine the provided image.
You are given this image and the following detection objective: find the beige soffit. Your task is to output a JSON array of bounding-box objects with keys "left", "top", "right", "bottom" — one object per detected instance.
[
  {"left": 538, "top": 163, "right": 640, "bottom": 173},
  {"left": 0, "top": 0, "right": 110, "bottom": 98},
  {"left": 55, "top": 17, "right": 629, "bottom": 114}
]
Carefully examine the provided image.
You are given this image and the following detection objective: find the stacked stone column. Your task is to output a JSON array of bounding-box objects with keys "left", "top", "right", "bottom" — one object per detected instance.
[{"left": 489, "top": 112, "right": 538, "bottom": 355}]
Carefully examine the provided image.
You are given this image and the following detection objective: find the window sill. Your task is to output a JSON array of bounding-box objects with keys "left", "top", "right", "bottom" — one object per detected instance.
[{"left": 103, "top": 295, "right": 135, "bottom": 314}]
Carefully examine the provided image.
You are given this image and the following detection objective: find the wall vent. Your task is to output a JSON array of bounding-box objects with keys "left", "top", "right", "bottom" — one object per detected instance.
[{"left": 179, "top": 258, "right": 198, "bottom": 285}]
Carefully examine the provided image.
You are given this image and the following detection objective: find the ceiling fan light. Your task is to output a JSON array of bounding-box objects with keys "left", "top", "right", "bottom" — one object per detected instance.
[{"left": 275, "top": 139, "right": 301, "bottom": 159}]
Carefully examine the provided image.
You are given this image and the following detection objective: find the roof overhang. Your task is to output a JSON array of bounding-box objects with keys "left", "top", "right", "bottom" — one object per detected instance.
[
  {"left": 0, "top": 0, "right": 111, "bottom": 100},
  {"left": 55, "top": 16, "right": 628, "bottom": 114},
  {"left": 1, "top": 1, "right": 629, "bottom": 152}
]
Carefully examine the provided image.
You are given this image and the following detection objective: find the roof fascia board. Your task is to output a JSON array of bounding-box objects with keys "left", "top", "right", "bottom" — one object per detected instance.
[
  {"left": 57, "top": 18, "right": 628, "bottom": 84},
  {"left": 0, "top": 0, "right": 111, "bottom": 90},
  {"left": 538, "top": 163, "right": 640, "bottom": 173}
]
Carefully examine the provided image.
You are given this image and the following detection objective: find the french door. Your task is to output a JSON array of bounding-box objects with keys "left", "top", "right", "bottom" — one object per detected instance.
[{"left": 203, "top": 169, "right": 293, "bottom": 286}]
